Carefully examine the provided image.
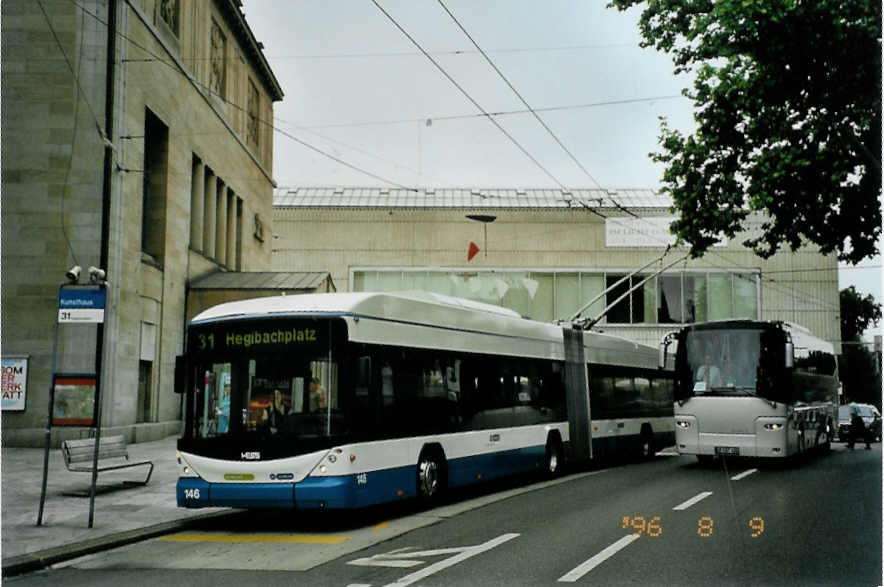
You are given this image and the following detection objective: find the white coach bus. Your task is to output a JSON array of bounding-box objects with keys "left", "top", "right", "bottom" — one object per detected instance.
[
  {"left": 175, "top": 291, "right": 674, "bottom": 509},
  {"left": 662, "top": 320, "right": 838, "bottom": 462}
]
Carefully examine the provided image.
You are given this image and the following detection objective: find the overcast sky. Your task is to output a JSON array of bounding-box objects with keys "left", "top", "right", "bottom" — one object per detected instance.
[{"left": 243, "top": 1, "right": 881, "bottom": 317}]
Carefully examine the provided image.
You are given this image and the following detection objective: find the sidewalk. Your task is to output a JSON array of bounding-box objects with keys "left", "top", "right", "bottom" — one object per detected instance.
[{"left": 1, "top": 434, "right": 231, "bottom": 576}]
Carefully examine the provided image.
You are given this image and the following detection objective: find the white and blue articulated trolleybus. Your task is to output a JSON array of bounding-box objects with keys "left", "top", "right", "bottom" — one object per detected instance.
[
  {"left": 175, "top": 292, "right": 674, "bottom": 510},
  {"left": 662, "top": 320, "right": 838, "bottom": 461}
]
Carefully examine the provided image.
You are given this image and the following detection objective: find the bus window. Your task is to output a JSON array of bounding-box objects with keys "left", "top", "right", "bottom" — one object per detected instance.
[
  {"left": 381, "top": 361, "right": 394, "bottom": 406},
  {"left": 196, "top": 363, "right": 231, "bottom": 438},
  {"left": 310, "top": 360, "right": 338, "bottom": 410}
]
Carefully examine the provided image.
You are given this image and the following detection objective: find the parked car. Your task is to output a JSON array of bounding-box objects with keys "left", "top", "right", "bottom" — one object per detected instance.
[
  {"left": 862, "top": 404, "right": 882, "bottom": 442},
  {"left": 837, "top": 403, "right": 881, "bottom": 443}
]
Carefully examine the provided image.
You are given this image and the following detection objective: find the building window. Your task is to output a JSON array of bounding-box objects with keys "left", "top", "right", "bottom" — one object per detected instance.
[
  {"left": 158, "top": 0, "right": 179, "bottom": 36},
  {"left": 604, "top": 275, "right": 647, "bottom": 325},
  {"left": 210, "top": 20, "right": 226, "bottom": 97},
  {"left": 351, "top": 269, "right": 759, "bottom": 325},
  {"left": 247, "top": 79, "right": 260, "bottom": 148},
  {"left": 142, "top": 109, "right": 169, "bottom": 264}
]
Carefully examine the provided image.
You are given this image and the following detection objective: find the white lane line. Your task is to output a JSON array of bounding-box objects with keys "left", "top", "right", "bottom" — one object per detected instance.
[
  {"left": 656, "top": 450, "right": 679, "bottom": 456},
  {"left": 672, "top": 491, "right": 714, "bottom": 511},
  {"left": 557, "top": 535, "right": 640, "bottom": 582},
  {"left": 730, "top": 468, "right": 758, "bottom": 481},
  {"left": 383, "top": 533, "right": 519, "bottom": 587}
]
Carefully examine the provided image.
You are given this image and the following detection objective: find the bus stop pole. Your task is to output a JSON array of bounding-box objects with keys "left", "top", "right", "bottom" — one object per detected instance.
[
  {"left": 87, "top": 287, "right": 106, "bottom": 528},
  {"left": 37, "top": 285, "right": 63, "bottom": 526}
]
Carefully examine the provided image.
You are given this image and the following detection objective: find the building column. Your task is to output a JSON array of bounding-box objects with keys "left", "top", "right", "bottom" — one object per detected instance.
[
  {"left": 215, "top": 180, "right": 228, "bottom": 266},
  {"left": 190, "top": 157, "right": 204, "bottom": 251},
  {"left": 204, "top": 168, "right": 216, "bottom": 259},
  {"left": 226, "top": 189, "right": 236, "bottom": 268}
]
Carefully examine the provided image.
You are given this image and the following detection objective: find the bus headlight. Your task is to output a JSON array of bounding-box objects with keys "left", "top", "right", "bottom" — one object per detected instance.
[
  {"left": 676, "top": 420, "right": 692, "bottom": 429},
  {"left": 764, "top": 423, "right": 783, "bottom": 431}
]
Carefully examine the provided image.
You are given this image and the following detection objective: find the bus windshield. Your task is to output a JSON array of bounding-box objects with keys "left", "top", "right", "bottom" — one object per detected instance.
[
  {"left": 680, "top": 328, "right": 768, "bottom": 398},
  {"left": 185, "top": 318, "right": 345, "bottom": 447}
]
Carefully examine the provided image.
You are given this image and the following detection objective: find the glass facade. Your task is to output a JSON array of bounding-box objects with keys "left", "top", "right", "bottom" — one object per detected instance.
[{"left": 352, "top": 269, "right": 759, "bottom": 325}]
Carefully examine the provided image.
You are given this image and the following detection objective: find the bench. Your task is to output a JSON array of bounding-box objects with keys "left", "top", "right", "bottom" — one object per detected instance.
[{"left": 61, "top": 435, "right": 154, "bottom": 493}]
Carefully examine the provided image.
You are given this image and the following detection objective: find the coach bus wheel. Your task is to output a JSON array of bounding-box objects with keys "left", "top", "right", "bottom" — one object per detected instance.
[
  {"left": 417, "top": 449, "right": 445, "bottom": 502},
  {"left": 544, "top": 436, "right": 563, "bottom": 477},
  {"left": 818, "top": 420, "right": 832, "bottom": 452},
  {"left": 640, "top": 428, "right": 656, "bottom": 460}
]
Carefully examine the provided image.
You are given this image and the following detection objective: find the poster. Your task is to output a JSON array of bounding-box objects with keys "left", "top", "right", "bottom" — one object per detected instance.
[
  {"left": 1, "top": 355, "right": 29, "bottom": 411},
  {"left": 52, "top": 375, "right": 96, "bottom": 426}
]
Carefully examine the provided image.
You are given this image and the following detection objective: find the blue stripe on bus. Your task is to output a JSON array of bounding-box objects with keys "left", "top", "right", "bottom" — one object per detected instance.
[
  {"left": 448, "top": 444, "right": 546, "bottom": 486},
  {"left": 178, "top": 477, "right": 296, "bottom": 509}
]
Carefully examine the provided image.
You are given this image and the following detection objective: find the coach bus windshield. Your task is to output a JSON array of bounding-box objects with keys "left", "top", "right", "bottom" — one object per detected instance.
[
  {"left": 184, "top": 318, "right": 346, "bottom": 450},
  {"left": 678, "top": 327, "right": 784, "bottom": 402}
]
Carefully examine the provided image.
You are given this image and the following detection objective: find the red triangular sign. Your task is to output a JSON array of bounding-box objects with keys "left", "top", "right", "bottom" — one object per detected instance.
[{"left": 467, "top": 241, "right": 480, "bottom": 261}]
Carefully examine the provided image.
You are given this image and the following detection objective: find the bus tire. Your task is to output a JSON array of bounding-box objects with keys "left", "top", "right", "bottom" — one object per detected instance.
[
  {"left": 416, "top": 447, "right": 446, "bottom": 503},
  {"left": 640, "top": 426, "right": 656, "bottom": 460},
  {"left": 818, "top": 419, "right": 832, "bottom": 453},
  {"left": 544, "top": 434, "right": 563, "bottom": 477}
]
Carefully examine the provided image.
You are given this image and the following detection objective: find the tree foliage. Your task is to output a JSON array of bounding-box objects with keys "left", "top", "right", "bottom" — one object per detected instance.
[
  {"left": 609, "top": 0, "right": 881, "bottom": 263},
  {"left": 840, "top": 285, "right": 882, "bottom": 342}
]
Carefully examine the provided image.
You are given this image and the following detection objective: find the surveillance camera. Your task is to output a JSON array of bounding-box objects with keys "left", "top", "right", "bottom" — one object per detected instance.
[
  {"left": 88, "top": 266, "right": 106, "bottom": 283},
  {"left": 66, "top": 265, "right": 81, "bottom": 282}
]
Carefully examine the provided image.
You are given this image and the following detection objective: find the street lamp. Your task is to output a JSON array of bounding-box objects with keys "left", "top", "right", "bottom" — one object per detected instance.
[{"left": 466, "top": 214, "right": 496, "bottom": 259}]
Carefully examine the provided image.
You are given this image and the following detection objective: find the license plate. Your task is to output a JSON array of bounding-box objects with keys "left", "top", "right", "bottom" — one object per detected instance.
[{"left": 715, "top": 446, "right": 740, "bottom": 456}]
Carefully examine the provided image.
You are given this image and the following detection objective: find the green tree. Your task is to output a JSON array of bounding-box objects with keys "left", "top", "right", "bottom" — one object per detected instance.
[
  {"left": 609, "top": 0, "right": 881, "bottom": 263},
  {"left": 838, "top": 286, "right": 881, "bottom": 406},
  {"left": 840, "top": 286, "right": 882, "bottom": 342}
]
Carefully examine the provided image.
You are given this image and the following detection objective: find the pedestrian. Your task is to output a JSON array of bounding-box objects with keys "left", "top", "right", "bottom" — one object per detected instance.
[{"left": 848, "top": 407, "right": 871, "bottom": 450}]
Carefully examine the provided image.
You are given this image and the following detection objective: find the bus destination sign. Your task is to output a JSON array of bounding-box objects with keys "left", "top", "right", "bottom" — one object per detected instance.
[{"left": 192, "top": 322, "right": 327, "bottom": 354}]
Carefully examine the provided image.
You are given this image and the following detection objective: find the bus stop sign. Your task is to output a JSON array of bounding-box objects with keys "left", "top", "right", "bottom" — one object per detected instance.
[{"left": 58, "top": 286, "right": 106, "bottom": 323}]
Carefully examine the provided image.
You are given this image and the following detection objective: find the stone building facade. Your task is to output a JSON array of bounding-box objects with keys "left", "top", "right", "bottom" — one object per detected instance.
[
  {"left": 2, "top": 0, "right": 283, "bottom": 445},
  {"left": 272, "top": 188, "right": 840, "bottom": 351}
]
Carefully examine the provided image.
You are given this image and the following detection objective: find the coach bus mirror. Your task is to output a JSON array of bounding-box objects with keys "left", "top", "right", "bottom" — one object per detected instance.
[
  {"left": 174, "top": 355, "right": 186, "bottom": 394},
  {"left": 784, "top": 342, "right": 794, "bottom": 369},
  {"left": 658, "top": 342, "right": 668, "bottom": 369}
]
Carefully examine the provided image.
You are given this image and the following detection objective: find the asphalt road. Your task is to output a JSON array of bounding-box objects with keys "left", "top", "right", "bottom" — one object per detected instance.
[{"left": 8, "top": 444, "right": 881, "bottom": 587}]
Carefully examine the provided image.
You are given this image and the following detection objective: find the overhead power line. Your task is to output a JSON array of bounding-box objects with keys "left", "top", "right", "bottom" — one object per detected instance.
[
  {"left": 292, "top": 95, "right": 684, "bottom": 130},
  {"left": 267, "top": 42, "right": 638, "bottom": 60},
  {"left": 370, "top": 0, "right": 608, "bottom": 218}
]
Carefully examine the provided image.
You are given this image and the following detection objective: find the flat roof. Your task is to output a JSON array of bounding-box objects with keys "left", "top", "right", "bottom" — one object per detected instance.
[
  {"left": 189, "top": 271, "right": 331, "bottom": 290},
  {"left": 273, "top": 187, "right": 671, "bottom": 210}
]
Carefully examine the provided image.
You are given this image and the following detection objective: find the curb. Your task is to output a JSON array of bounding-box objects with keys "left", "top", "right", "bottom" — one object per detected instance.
[{"left": 1, "top": 510, "right": 233, "bottom": 578}]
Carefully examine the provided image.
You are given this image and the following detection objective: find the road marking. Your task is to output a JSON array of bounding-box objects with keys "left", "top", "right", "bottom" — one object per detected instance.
[
  {"left": 372, "top": 520, "right": 391, "bottom": 531},
  {"left": 557, "top": 534, "right": 640, "bottom": 582},
  {"left": 656, "top": 450, "right": 679, "bottom": 456},
  {"left": 159, "top": 532, "right": 349, "bottom": 544},
  {"left": 672, "top": 491, "right": 713, "bottom": 511},
  {"left": 730, "top": 468, "right": 758, "bottom": 481},
  {"left": 347, "top": 533, "right": 518, "bottom": 586}
]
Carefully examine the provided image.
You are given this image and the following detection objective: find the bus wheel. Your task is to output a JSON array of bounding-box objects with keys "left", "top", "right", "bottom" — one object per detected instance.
[
  {"left": 416, "top": 448, "right": 445, "bottom": 502},
  {"left": 544, "top": 435, "right": 563, "bottom": 477},
  {"left": 818, "top": 420, "right": 832, "bottom": 452},
  {"left": 640, "top": 428, "right": 656, "bottom": 460}
]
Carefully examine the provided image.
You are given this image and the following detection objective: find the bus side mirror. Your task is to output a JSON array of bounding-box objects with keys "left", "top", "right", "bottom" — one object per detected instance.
[
  {"left": 659, "top": 334, "right": 674, "bottom": 369},
  {"left": 174, "top": 355, "right": 187, "bottom": 394},
  {"left": 785, "top": 342, "right": 794, "bottom": 369}
]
